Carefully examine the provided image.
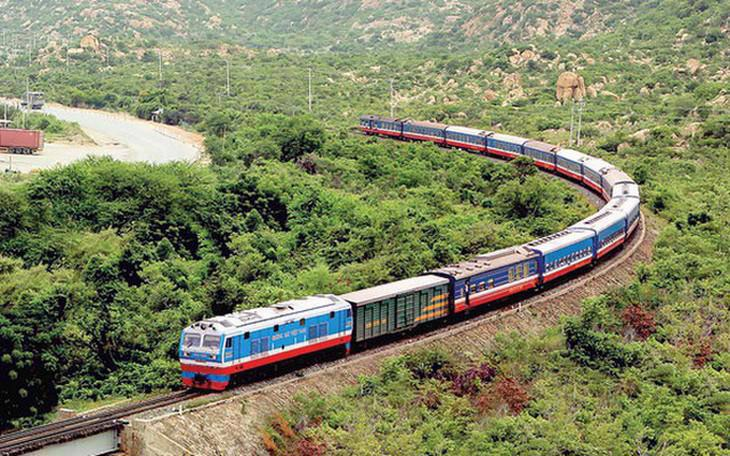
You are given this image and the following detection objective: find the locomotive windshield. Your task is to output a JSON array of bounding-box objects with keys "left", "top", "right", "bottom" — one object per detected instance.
[
  {"left": 183, "top": 333, "right": 201, "bottom": 347},
  {"left": 202, "top": 335, "right": 221, "bottom": 350}
]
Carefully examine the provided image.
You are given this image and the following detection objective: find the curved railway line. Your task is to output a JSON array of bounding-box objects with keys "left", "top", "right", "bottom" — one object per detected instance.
[{"left": 1, "top": 128, "right": 652, "bottom": 456}]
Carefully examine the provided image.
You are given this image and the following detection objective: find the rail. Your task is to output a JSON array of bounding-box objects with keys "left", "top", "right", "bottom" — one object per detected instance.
[{"left": 0, "top": 390, "right": 205, "bottom": 456}]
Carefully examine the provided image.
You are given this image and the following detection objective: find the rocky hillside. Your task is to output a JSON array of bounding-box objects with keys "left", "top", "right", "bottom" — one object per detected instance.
[{"left": 3, "top": 0, "right": 724, "bottom": 50}]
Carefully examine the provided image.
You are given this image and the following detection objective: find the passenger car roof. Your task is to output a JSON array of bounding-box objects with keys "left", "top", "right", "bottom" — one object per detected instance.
[
  {"left": 431, "top": 247, "right": 537, "bottom": 280},
  {"left": 445, "top": 125, "right": 493, "bottom": 136},
  {"left": 524, "top": 229, "right": 593, "bottom": 254},
  {"left": 490, "top": 132, "right": 529, "bottom": 145}
]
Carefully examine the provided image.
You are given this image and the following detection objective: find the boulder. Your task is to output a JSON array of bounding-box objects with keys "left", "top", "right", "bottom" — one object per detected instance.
[
  {"left": 595, "top": 121, "right": 612, "bottom": 131},
  {"left": 521, "top": 49, "right": 536, "bottom": 61},
  {"left": 630, "top": 129, "right": 651, "bottom": 143},
  {"left": 503, "top": 73, "right": 522, "bottom": 89},
  {"left": 556, "top": 71, "right": 585, "bottom": 102},
  {"left": 483, "top": 89, "right": 498, "bottom": 101},
  {"left": 508, "top": 87, "right": 525, "bottom": 99},
  {"left": 509, "top": 49, "right": 538, "bottom": 66},
  {"left": 686, "top": 58, "right": 703, "bottom": 75},
  {"left": 80, "top": 34, "right": 100, "bottom": 53}
]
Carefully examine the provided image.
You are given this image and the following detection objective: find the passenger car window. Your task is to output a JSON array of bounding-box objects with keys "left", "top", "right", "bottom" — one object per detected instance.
[{"left": 225, "top": 338, "right": 232, "bottom": 348}]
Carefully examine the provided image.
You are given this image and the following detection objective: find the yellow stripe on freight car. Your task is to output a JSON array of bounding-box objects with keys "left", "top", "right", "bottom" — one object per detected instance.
[
  {"left": 365, "top": 318, "right": 388, "bottom": 329},
  {"left": 421, "top": 301, "right": 445, "bottom": 312},
  {"left": 415, "top": 309, "right": 448, "bottom": 322}
]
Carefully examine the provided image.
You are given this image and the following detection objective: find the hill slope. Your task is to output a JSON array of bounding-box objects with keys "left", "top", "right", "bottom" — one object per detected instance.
[{"left": 0, "top": 0, "right": 695, "bottom": 49}]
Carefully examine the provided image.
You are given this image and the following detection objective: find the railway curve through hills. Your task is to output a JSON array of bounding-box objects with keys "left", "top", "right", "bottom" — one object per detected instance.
[{"left": 0, "top": 118, "right": 655, "bottom": 456}]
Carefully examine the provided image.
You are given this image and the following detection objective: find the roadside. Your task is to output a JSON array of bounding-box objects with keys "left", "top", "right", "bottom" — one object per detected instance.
[{"left": 0, "top": 102, "right": 203, "bottom": 173}]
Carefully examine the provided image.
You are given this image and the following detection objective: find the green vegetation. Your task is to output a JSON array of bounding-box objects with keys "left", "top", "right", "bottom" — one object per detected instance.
[
  {"left": 267, "top": 303, "right": 728, "bottom": 455},
  {"left": 0, "top": 120, "right": 590, "bottom": 429},
  {"left": 0, "top": 1, "right": 727, "bottom": 452}
]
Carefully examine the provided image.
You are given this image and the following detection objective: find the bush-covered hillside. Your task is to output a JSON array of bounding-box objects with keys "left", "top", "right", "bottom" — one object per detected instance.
[{"left": 0, "top": 0, "right": 725, "bottom": 50}]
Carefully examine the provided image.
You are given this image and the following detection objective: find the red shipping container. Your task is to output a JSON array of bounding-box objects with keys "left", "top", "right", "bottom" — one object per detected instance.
[{"left": 0, "top": 128, "right": 44, "bottom": 153}]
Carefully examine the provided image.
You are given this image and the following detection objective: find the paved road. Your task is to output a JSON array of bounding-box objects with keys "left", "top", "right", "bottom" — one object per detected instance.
[{"left": 1, "top": 104, "right": 202, "bottom": 173}]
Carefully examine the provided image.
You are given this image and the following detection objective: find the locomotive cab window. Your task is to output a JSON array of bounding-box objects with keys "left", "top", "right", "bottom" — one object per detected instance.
[
  {"left": 202, "top": 335, "right": 221, "bottom": 349},
  {"left": 183, "top": 333, "right": 201, "bottom": 348}
]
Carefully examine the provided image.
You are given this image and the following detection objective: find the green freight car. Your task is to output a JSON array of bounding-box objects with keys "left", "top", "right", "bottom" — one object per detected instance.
[{"left": 340, "top": 275, "right": 450, "bottom": 343}]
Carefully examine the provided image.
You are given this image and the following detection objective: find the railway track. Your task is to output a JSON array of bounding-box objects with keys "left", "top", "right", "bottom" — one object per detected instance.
[{"left": 0, "top": 390, "right": 206, "bottom": 456}]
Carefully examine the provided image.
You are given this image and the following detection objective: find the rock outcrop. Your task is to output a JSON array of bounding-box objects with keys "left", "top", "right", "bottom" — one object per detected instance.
[
  {"left": 483, "top": 89, "right": 498, "bottom": 101},
  {"left": 556, "top": 71, "right": 585, "bottom": 102},
  {"left": 80, "top": 34, "right": 100, "bottom": 53}
]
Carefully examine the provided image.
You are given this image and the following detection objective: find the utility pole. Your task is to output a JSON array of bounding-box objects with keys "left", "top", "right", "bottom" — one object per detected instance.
[
  {"left": 23, "top": 77, "right": 29, "bottom": 129},
  {"left": 308, "top": 67, "right": 312, "bottom": 113},
  {"left": 390, "top": 78, "right": 395, "bottom": 117},
  {"left": 576, "top": 99, "right": 586, "bottom": 146},
  {"left": 225, "top": 59, "right": 230, "bottom": 96},
  {"left": 568, "top": 99, "right": 576, "bottom": 146}
]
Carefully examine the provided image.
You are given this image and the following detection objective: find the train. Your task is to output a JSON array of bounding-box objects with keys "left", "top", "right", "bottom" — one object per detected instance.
[
  {"left": 0, "top": 127, "right": 44, "bottom": 155},
  {"left": 179, "top": 115, "right": 641, "bottom": 391}
]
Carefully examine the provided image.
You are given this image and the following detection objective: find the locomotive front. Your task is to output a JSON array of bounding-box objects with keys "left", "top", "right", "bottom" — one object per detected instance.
[{"left": 179, "top": 321, "right": 230, "bottom": 390}]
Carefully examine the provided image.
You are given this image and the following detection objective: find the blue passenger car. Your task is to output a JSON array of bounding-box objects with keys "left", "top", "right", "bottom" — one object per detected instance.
[
  {"left": 487, "top": 133, "right": 527, "bottom": 158},
  {"left": 526, "top": 230, "right": 595, "bottom": 283},
  {"left": 570, "top": 209, "right": 627, "bottom": 259},
  {"left": 431, "top": 247, "right": 540, "bottom": 313}
]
